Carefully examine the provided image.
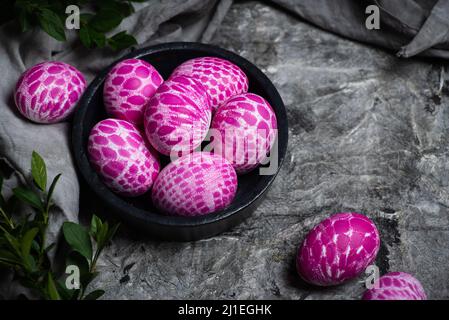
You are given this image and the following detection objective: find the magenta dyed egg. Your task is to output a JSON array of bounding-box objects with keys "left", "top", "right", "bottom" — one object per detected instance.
[
  {"left": 296, "top": 212, "right": 380, "bottom": 286},
  {"left": 151, "top": 152, "right": 237, "bottom": 216},
  {"left": 14, "top": 61, "right": 86, "bottom": 123},
  {"left": 210, "top": 93, "right": 277, "bottom": 174},
  {"left": 362, "top": 272, "right": 427, "bottom": 300},
  {"left": 171, "top": 57, "right": 248, "bottom": 112},
  {"left": 88, "top": 118, "right": 160, "bottom": 197},
  {"left": 143, "top": 75, "right": 211, "bottom": 156},
  {"left": 103, "top": 59, "right": 163, "bottom": 126}
]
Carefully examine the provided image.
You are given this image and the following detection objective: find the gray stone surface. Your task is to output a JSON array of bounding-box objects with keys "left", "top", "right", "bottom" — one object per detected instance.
[{"left": 95, "top": 1, "right": 449, "bottom": 299}]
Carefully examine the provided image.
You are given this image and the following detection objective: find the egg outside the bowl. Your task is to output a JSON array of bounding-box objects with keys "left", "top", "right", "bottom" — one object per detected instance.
[{"left": 296, "top": 212, "right": 380, "bottom": 286}]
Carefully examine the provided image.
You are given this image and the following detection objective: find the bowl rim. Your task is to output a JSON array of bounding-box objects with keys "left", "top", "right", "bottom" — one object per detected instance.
[{"left": 72, "top": 41, "right": 288, "bottom": 229}]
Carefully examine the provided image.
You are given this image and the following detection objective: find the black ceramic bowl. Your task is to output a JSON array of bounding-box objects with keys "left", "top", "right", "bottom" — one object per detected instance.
[{"left": 72, "top": 42, "right": 288, "bottom": 241}]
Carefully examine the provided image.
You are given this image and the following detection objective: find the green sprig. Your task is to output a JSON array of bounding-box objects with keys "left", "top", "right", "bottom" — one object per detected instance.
[
  {"left": 1, "top": 0, "right": 143, "bottom": 51},
  {"left": 0, "top": 151, "right": 119, "bottom": 300}
]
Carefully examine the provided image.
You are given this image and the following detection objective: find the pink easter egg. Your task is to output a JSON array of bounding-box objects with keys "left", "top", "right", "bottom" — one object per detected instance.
[
  {"left": 210, "top": 93, "right": 277, "bottom": 174},
  {"left": 103, "top": 59, "right": 163, "bottom": 126},
  {"left": 88, "top": 118, "right": 160, "bottom": 197},
  {"left": 151, "top": 152, "right": 237, "bottom": 216},
  {"left": 14, "top": 61, "right": 86, "bottom": 123},
  {"left": 362, "top": 272, "right": 427, "bottom": 300},
  {"left": 296, "top": 212, "right": 380, "bottom": 286},
  {"left": 171, "top": 57, "right": 248, "bottom": 112},
  {"left": 143, "top": 75, "right": 211, "bottom": 156}
]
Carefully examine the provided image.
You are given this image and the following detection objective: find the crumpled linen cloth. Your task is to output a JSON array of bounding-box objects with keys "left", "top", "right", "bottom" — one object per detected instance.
[
  {"left": 1, "top": 0, "right": 448, "bottom": 298},
  {"left": 274, "top": 0, "right": 449, "bottom": 59}
]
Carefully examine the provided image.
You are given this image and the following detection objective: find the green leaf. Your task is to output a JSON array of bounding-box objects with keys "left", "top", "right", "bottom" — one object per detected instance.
[
  {"left": 32, "top": 240, "right": 41, "bottom": 252},
  {"left": 20, "top": 228, "right": 39, "bottom": 272},
  {"left": 0, "top": 249, "right": 22, "bottom": 266},
  {"left": 99, "top": 0, "right": 134, "bottom": 17},
  {"left": 90, "top": 8, "right": 123, "bottom": 33},
  {"left": 56, "top": 280, "right": 73, "bottom": 300},
  {"left": 46, "top": 173, "right": 61, "bottom": 210},
  {"left": 63, "top": 222, "right": 92, "bottom": 263},
  {"left": 1, "top": 226, "right": 21, "bottom": 256},
  {"left": 0, "top": 259, "right": 17, "bottom": 267},
  {"left": 107, "top": 31, "right": 137, "bottom": 51},
  {"left": 90, "top": 215, "right": 102, "bottom": 239},
  {"left": 21, "top": 227, "right": 39, "bottom": 258},
  {"left": 80, "top": 13, "right": 94, "bottom": 25},
  {"left": 25, "top": 254, "right": 37, "bottom": 272},
  {"left": 83, "top": 289, "right": 104, "bottom": 300},
  {"left": 31, "top": 151, "right": 47, "bottom": 191},
  {"left": 47, "top": 273, "right": 61, "bottom": 300},
  {"left": 90, "top": 29, "right": 107, "bottom": 48},
  {"left": 96, "top": 221, "right": 109, "bottom": 249},
  {"left": 13, "top": 187, "right": 43, "bottom": 211},
  {"left": 80, "top": 271, "right": 98, "bottom": 289},
  {"left": 38, "top": 8, "right": 66, "bottom": 41},
  {"left": 89, "top": 7, "right": 123, "bottom": 33},
  {"left": 18, "top": 9, "right": 31, "bottom": 32},
  {"left": 79, "top": 27, "right": 92, "bottom": 48}
]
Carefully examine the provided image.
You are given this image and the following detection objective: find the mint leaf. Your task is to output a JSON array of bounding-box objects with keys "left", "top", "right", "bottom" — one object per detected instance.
[
  {"left": 108, "top": 31, "right": 137, "bottom": 51},
  {"left": 31, "top": 151, "right": 47, "bottom": 191},
  {"left": 38, "top": 8, "right": 66, "bottom": 41},
  {"left": 63, "top": 222, "right": 93, "bottom": 263}
]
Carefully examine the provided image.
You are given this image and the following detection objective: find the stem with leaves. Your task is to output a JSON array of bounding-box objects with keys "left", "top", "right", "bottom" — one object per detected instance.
[
  {"left": 0, "top": 151, "right": 119, "bottom": 300},
  {"left": 1, "top": 0, "right": 142, "bottom": 51}
]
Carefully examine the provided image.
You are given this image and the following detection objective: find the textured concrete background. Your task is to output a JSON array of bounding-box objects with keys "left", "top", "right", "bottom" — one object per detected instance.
[{"left": 94, "top": 1, "right": 449, "bottom": 299}]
